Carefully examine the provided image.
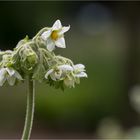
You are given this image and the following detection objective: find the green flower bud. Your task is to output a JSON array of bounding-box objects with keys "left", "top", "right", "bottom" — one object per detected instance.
[
  {"left": 19, "top": 42, "right": 39, "bottom": 73},
  {"left": 27, "top": 52, "right": 37, "bottom": 65},
  {"left": 0, "top": 50, "right": 14, "bottom": 67},
  {"left": 15, "top": 35, "right": 29, "bottom": 50}
]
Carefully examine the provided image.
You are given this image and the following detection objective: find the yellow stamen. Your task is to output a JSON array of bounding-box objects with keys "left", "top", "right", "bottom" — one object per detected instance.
[{"left": 51, "top": 30, "right": 58, "bottom": 40}]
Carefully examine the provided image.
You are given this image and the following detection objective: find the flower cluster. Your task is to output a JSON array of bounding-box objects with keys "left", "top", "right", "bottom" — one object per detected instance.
[{"left": 0, "top": 20, "right": 87, "bottom": 89}]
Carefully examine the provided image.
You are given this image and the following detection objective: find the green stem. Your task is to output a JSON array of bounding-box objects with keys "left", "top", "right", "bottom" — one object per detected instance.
[
  {"left": 32, "top": 27, "right": 48, "bottom": 41},
  {"left": 21, "top": 76, "right": 35, "bottom": 140}
]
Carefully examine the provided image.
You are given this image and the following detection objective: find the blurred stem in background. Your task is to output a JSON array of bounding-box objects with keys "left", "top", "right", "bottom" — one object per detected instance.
[{"left": 21, "top": 76, "right": 35, "bottom": 140}]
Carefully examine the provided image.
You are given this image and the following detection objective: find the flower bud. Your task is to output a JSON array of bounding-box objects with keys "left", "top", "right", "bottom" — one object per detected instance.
[
  {"left": 0, "top": 50, "right": 13, "bottom": 67},
  {"left": 15, "top": 35, "right": 29, "bottom": 50},
  {"left": 19, "top": 42, "right": 38, "bottom": 72}
]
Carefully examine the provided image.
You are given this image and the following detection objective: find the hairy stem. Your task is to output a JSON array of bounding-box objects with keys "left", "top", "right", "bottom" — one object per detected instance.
[
  {"left": 33, "top": 27, "right": 48, "bottom": 41},
  {"left": 21, "top": 76, "right": 35, "bottom": 140}
]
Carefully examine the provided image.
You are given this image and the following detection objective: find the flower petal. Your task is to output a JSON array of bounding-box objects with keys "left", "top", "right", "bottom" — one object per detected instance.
[
  {"left": 52, "top": 20, "right": 62, "bottom": 30},
  {"left": 0, "top": 76, "right": 6, "bottom": 86},
  {"left": 75, "top": 72, "right": 88, "bottom": 78},
  {"left": 0, "top": 68, "right": 6, "bottom": 76},
  {"left": 46, "top": 38, "right": 55, "bottom": 51},
  {"left": 74, "top": 64, "right": 85, "bottom": 71},
  {"left": 64, "top": 78, "right": 75, "bottom": 88},
  {"left": 45, "top": 69, "right": 54, "bottom": 79},
  {"left": 0, "top": 68, "right": 6, "bottom": 86},
  {"left": 41, "top": 30, "right": 52, "bottom": 40},
  {"left": 14, "top": 71, "right": 23, "bottom": 80},
  {"left": 50, "top": 73, "right": 57, "bottom": 81},
  {"left": 58, "top": 65, "right": 73, "bottom": 71},
  {"left": 54, "top": 71, "right": 62, "bottom": 80},
  {"left": 55, "top": 37, "right": 66, "bottom": 48},
  {"left": 7, "top": 75, "right": 16, "bottom": 86},
  {"left": 59, "top": 25, "right": 70, "bottom": 35},
  {"left": 6, "top": 68, "right": 15, "bottom": 76}
]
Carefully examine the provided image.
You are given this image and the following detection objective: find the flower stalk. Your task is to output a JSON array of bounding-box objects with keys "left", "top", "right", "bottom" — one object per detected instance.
[{"left": 21, "top": 76, "right": 35, "bottom": 140}]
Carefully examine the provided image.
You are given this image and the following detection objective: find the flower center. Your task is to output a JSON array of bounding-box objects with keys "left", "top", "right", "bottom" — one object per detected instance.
[{"left": 51, "top": 30, "right": 59, "bottom": 40}]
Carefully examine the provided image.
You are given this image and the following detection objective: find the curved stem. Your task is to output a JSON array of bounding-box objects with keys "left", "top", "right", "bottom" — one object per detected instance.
[
  {"left": 21, "top": 76, "right": 35, "bottom": 140},
  {"left": 32, "top": 27, "right": 49, "bottom": 41}
]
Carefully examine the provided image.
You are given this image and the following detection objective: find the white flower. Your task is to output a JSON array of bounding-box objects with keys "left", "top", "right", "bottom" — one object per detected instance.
[
  {"left": 0, "top": 67, "right": 23, "bottom": 86},
  {"left": 73, "top": 64, "right": 87, "bottom": 78},
  {"left": 41, "top": 19, "right": 70, "bottom": 51},
  {"left": 45, "top": 64, "right": 73, "bottom": 81},
  {"left": 63, "top": 64, "right": 87, "bottom": 88},
  {"left": 45, "top": 63, "right": 87, "bottom": 88}
]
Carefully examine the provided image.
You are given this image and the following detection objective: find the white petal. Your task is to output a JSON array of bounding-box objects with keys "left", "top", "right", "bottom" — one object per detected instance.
[
  {"left": 7, "top": 75, "right": 16, "bottom": 86},
  {"left": 52, "top": 20, "right": 62, "bottom": 30},
  {"left": 50, "top": 73, "right": 57, "bottom": 81},
  {"left": 74, "top": 64, "right": 85, "bottom": 71},
  {"left": 64, "top": 78, "right": 75, "bottom": 88},
  {"left": 46, "top": 38, "right": 55, "bottom": 51},
  {"left": 14, "top": 71, "right": 23, "bottom": 80},
  {"left": 55, "top": 37, "right": 66, "bottom": 48},
  {"left": 59, "top": 25, "right": 70, "bottom": 35},
  {"left": 58, "top": 65, "right": 73, "bottom": 71},
  {"left": 0, "top": 68, "right": 6, "bottom": 86},
  {"left": 41, "top": 30, "right": 52, "bottom": 40},
  {"left": 6, "top": 68, "right": 15, "bottom": 76},
  {"left": 45, "top": 69, "right": 54, "bottom": 79},
  {"left": 54, "top": 71, "right": 62, "bottom": 80},
  {"left": 0, "top": 76, "right": 6, "bottom": 86},
  {"left": 0, "top": 68, "right": 6, "bottom": 76},
  {"left": 75, "top": 72, "right": 87, "bottom": 78}
]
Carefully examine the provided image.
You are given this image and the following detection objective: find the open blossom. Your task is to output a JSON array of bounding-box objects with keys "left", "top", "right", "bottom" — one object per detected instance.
[
  {"left": 45, "top": 64, "right": 75, "bottom": 88},
  {"left": 73, "top": 64, "right": 87, "bottom": 78},
  {"left": 45, "top": 64, "right": 73, "bottom": 81},
  {"left": 41, "top": 20, "right": 70, "bottom": 51},
  {"left": 45, "top": 63, "right": 87, "bottom": 88},
  {"left": 0, "top": 67, "right": 23, "bottom": 86},
  {"left": 64, "top": 64, "right": 87, "bottom": 88}
]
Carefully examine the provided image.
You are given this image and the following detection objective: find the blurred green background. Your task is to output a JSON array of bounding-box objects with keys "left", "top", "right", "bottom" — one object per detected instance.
[{"left": 0, "top": 1, "right": 140, "bottom": 139}]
